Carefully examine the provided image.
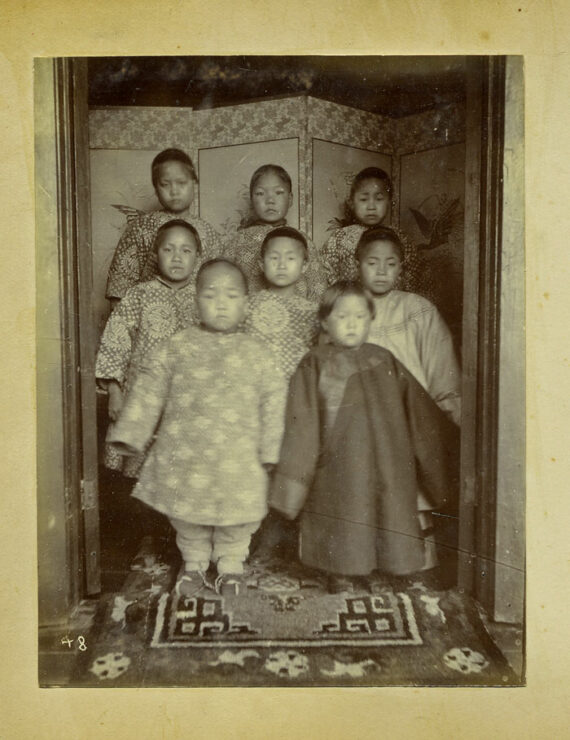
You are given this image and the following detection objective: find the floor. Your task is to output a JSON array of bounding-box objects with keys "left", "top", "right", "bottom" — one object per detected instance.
[{"left": 39, "top": 450, "right": 524, "bottom": 686}]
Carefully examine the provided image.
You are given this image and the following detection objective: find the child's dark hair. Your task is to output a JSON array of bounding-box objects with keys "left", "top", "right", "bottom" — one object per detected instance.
[
  {"left": 260, "top": 226, "right": 308, "bottom": 260},
  {"left": 319, "top": 280, "right": 375, "bottom": 322},
  {"left": 151, "top": 149, "right": 198, "bottom": 188},
  {"left": 153, "top": 219, "right": 202, "bottom": 254},
  {"left": 249, "top": 164, "right": 292, "bottom": 196},
  {"left": 196, "top": 258, "right": 249, "bottom": 294},
  {"left": 355, "top": 226, "right": 404, "bottom": 263},
  {"left": 350, "top": 167, "right": 392, "bottom": 199},
  {"left": 340, "top": 167, "right": 392, "bottom": 226}
]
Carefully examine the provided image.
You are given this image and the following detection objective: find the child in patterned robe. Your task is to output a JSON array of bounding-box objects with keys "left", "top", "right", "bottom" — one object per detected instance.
[
  {"left": 224, "top": 164, "right": 326, "bottom": 301},
  {"left": 106, "top": 148, "right": 223, "bottom": 304},
  {"left": 244, "top": 226, "right": 320, "bottom": 378},
  {"left": 108, "top": 259, "right": 287, "bottom": 598},
  {"left": 320, "top": 166, "right": 433, "bottom": 301},
  {"left": 244, "top": 226, "right": 320, "bottom": 562},
  {"left": 269, "top": 282, "right": 459, "bottom": 593},
  {"left": 96, "top": 220, "right": 201, "bottom": 478}
]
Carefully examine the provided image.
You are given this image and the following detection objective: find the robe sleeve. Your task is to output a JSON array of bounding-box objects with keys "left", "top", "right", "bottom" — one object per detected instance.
[
  {"left": 416, "top": 302, "right": 462, "bottom": 426},
  {"left": 106, "top": 220, "right": 147, "bottom": 300},
  {"left": 95, "top": 287, "right": 142, "bottom": 386},
  {"left": 222, "top": 230, "right": 242, "bottom": 261},
  {"left": 270, "top": 354, "right": 321, "bottom": 519},
  {"left": 320, "top": 230, "right": 342, "bottom": 286},
  {"left": 303, "top": 235, "right": 327, "bottom": 302},
  {"left": 257, "top": 348, "right": 287, "bottom": 465},
  {"left": 106, "top": 341, "right": 172, "bottom": 455},
  {"left": 200, "top": 221, "right": 225, "bottom": 261},
  {"left": 397, "top": 360, "right": 460, "bottom": 509}
]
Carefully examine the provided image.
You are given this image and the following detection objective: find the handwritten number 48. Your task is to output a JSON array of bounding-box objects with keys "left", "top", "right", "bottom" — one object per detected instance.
[{"left": 61, "top": 635, "right": 87, "bottom": 651}]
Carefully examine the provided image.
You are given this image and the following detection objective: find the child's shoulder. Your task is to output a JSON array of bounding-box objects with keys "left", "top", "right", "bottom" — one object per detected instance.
[
  {"left": 124, "top": 210, "right": 166, "bottom": 230},
  {"left": 237, "top": 223, "right": 272, "bottom": 237},
  {"left": 119, "top": 277, "right": 162, "bottom": 302},
  {"left": 331, "top": 223, "right": 365, "bottom": 238},
  {"left": 392, "top": 290, "right": 436, "bottom": 315}
]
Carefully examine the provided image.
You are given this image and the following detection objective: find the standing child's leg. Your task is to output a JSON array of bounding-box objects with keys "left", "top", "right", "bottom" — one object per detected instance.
[
  {"left": 417, "top": 492, "right": 438, "bottom": 571},
  {"left": 170, "top": 517, "right": 213, "bottom": 596},
  {"left": 213, "top": 521, "right": 261, "bottom": 596}
]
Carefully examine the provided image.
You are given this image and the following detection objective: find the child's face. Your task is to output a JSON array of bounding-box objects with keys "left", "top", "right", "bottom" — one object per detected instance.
[
  {"left": 351, "top": 178, "right": 390, "bottom": 226},
  {"left": 261, "top": 237, "right": 307, "bottom": 289},
  {"left": 154, "top": 161, "right": 195, "bottom": 214},
  {"left": 197, "top": 264, "right": 247, "bottom": 333},
  {"left": 358, "top": 240, "right": 402, "bottom": 296},
  {"left": 156, "top": 226, "right": 199, "bottom": 286},
  {"left": 251, "top": 173, "right": 293, "bottom": 224},
  {"left": 322, "top": 294, "right": 372, "bottom": 349}
]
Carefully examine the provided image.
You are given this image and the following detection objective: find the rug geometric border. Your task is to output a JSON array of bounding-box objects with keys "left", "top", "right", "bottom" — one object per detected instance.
[{"left": 150, "top": 589, "right": 423, "bottom": 649}]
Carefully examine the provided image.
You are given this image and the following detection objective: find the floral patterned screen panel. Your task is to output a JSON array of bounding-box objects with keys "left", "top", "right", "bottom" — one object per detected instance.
[
  {"left": 399, "top": 142, "right": 465, "bottom": 347},
  {"left": 198, "top": 138, "right": 300, "bottom": 241},
  {"left": 90, "top": 148, "right": 162, "bottom": 336},
  {"left": 312, "top": 139, "right": 392, "bottom": 253}
]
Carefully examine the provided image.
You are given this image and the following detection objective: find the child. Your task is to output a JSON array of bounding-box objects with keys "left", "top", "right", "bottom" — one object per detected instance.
[
  {"left": 244, "top": 226, "right": 320, "bottom": 561},
  {"left": 269, "top": 281, "right": 459, "bottom": 592},
  {"left": 108, "top": 259, "right": 287, "bottom": 598},
  {"left": 356, "top": 226, "right": 461, "bottom": 426},
  {"left": 96, "top": 219, "right": 202, "bottom": 478},
  {"left": 244, "top": 226, "right": 320, "bottom": 378},
  {"left": 106, "top": 148, "right": 224, "bottom": 304},
  {"left": 321, "top": 167, "right": 430, "bottom": 299},
  {"left": 224, "top": 164, "right": 326, "bottom": 300}
]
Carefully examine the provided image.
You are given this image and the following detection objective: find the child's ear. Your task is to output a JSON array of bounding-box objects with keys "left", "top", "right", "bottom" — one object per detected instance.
[
  {"left": 258, "top": 259, "right": 265, "bottom": 273},
  {"left": 301, "top": 260, "right": 308, "bottom": 274},
  {"left": 287, "top": 191, "right": 293, "bottom": 209},
  {"left": 320, "top": 318, "right": 328, "bottom": 334}
]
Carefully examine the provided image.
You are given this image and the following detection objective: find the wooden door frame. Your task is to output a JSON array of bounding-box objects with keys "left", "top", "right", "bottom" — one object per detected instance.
[
  {"left": 459, "top": 56, "right": 518, "bottom": 616},
  {"left": 38, "top": 57, "right": 100, "bottom": 612}
]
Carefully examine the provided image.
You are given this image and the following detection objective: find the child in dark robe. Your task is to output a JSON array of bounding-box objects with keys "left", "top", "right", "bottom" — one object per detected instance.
[{"left": 269, "top": 281, "right": 459, "bottom": 593}]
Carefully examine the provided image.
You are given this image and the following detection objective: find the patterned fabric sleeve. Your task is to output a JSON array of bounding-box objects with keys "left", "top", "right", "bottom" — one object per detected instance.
[
  {"left": 107, "top": 342, "right": 172, "bottom": 454},
  {"left": 320, "top": 230, "right": 345, "bottom": 286},
  {"left": 304, "top": 235, "right": 327, "bottom": 301},
  {"left": 106, "top": 221, "right": 148, "bottom": 300},
  {"left": 200, "top": 220, "right": 225, "bottom": 261},
  {"left": 257, "top": 347, "right": 287, "bottom": 464},
  {"left": 416, "top": 303, "right": 462, "bottom": 425},
  {"left": 95, "top": 287, "right": 143, "bottom": 386}
]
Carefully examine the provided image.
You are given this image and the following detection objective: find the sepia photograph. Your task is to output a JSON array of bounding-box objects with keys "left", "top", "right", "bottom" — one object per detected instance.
[{"left": 36, "top": 55, "right": 525, "bottom": 689}]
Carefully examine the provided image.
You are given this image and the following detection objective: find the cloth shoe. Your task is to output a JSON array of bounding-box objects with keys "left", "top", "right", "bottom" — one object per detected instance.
[
  {"left": 174, "top": 569, "right": 209, "bottom": 598},
  {"left": 215, "top": 573, "right": 244, "bottom": 597}
]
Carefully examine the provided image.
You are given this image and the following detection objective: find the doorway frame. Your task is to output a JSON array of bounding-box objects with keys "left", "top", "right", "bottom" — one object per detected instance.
[{"left": 37, "top": 54, "right": 525, "bottom": 629}]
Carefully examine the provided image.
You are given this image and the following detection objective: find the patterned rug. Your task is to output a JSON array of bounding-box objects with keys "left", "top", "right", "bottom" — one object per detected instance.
[{"left": 71, "top": 554, "right": 521, "bottom": 687}]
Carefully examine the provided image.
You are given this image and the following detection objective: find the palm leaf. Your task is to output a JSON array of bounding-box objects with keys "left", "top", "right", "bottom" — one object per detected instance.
[
  {"left": 409, "top": 207, "right": 432, "bottom": 238},
  {"left": 111, "top": 204, "right": 146, "bottom": 222}
]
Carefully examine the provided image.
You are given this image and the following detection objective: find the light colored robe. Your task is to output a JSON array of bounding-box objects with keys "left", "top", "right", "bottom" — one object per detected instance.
[{"left": 108, "top": 327, "right": 287, "bottom": 526}]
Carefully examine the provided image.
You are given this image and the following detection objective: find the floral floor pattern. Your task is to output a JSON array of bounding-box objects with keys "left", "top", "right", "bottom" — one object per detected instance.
[{"left": 70, "top": 553, "right": 521, "bottom": 687}]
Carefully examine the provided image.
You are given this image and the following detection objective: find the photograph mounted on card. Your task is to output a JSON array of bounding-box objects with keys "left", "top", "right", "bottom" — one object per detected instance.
[{"left": 35, "top": 56, "right": 525, "bottom": 691}]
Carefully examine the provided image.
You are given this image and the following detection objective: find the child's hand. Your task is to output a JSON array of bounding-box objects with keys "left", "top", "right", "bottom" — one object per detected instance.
[{"left": 107, "top": 382, "right": 124, "bottom": 422}]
